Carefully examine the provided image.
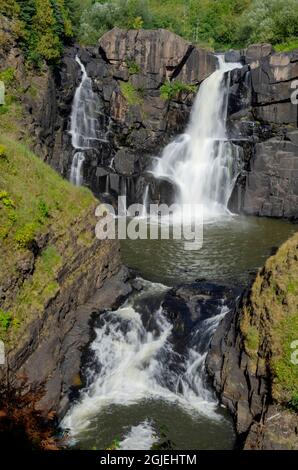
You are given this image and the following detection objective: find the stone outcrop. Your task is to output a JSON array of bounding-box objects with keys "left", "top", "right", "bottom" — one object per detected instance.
[
  {"left": 227, "top": 45, "right": 298, "bottom": 219},
  {"left": 206, "top": 232, "right": 298, "bottom": 449}
]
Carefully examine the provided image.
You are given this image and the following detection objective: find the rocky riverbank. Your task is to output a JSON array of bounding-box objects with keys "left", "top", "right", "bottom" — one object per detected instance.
[{"left": 206, "top": 232, "right": 298, "bottom": 449}]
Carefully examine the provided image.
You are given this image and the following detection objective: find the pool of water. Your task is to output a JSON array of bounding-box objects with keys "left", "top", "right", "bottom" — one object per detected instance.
[{"left": 121, "top": 215, "right": 296, "bottom": 286}]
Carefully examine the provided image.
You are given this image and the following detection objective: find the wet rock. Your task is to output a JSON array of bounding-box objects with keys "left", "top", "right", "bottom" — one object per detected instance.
[
  {"left": 162, "top": 281, "right": 240, "bottom": 342},
  {"left": 245, "top": 43, "right": 274, "bottom": 64},
  {"left": 114, "top": 148, "right": 139, "bottom": 176}
]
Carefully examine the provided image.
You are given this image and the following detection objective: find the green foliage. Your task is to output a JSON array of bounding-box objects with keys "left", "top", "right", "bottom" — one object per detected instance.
[
  {"left": 0, "top": 145, "right": 7, "bottom": 160},
  {"left": 0, "top": 145, "right": 8, "bottom": 160},
  {"left": 0, "top": 68, "right": 15, "bottom": 85},
  {"left": 74, "top": 0, "right": 152, "bottom": 45},
  {"left": 37, "top": 198, "right": 50, "bottom": 221},
  {"left": 120, "top": 81, "right": 143, "bottom": 105},
  {"left": 244, "top": 325, "right": 259, "bottom": 357},
  {"left": 130, "top": 16, "right": 144, "bottom": 29},
  {"left": 71, "top": 0, "right": 298, "bottom": 51},
  {"left": 160, "top": 81, "right": 197, "bottom": 100},
  {"left": 6, "top": 0, "right": 74, "bottom": 66},
  {"left": 41, "top": 246, "right": 61, "bottom": 273},
  {"left": 106, "top": 438, "right": 120, "bottom": 450},
  {"left": 289, "top": 393, "right": 298, "bottom": 413},
  {"left": 126, "top": 59, "right": 141, "bottom": 75},
  {"left": 0, "top": 190, "right": 15, "bottom": 208},
  {"left": 272, "top": 311, "right": 298, "bottom": 405},
  {"left": 0, "top": 309, "right": 12, "bottom": 331},
  {"left": 14, "top": 222, "right": 37, "bottom": 248},
  {"left": 236, "top": 0, "right": 298, "bottom": 46},
  {"left": 151, "top": 424, "right": 176, "bottom": 450},
  {"left": 0, "top": 0, "right": 20, "bottom": 17}
]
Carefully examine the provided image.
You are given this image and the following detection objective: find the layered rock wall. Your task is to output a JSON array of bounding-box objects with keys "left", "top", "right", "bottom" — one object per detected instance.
[{"left": 227, "top": 44, "right": 298, "bottom": 219}]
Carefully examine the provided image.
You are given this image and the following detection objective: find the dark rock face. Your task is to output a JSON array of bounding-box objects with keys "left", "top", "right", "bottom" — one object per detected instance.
[
  {"left": 227, "top": 46, "right": 298, "bottom": 219},
  {"left": 224, "top": 49, "right": 244, "bottom": 63}
]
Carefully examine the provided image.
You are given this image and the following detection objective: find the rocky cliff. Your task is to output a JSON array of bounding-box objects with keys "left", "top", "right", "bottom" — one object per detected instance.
[
  {"left": 0, "top": 17, "right": 131, "bottom": 420},
  {"left": 227, "top": 44, "right": 298, "bottom": 219},
  {"left": 207, "top": 232, "right": 298, "bottom": 449}
]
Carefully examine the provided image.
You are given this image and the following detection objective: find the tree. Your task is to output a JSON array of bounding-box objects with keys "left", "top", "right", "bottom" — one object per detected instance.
[{"left": 32, "top": 0, "right": 61, "bottom": 61}]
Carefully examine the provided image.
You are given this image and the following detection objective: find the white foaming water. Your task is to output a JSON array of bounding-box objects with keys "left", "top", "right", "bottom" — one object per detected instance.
[
  {"left": 62, "top": 281, "right": 228, "bottom": 439},
  {"left": 141, "top": 185, "right": 149, "bottom": 218},
  {"left": 153, "top": 56, "right": 242, "bottom": 219},
  {"left": 119, "top": 421, "right": 157, "bottom": 450},
  {"left": 70, "top": 152, "right": 85, "bottom": 186},
  {"left": 69, "top": 56, "right": 107, "bottom": 186}
]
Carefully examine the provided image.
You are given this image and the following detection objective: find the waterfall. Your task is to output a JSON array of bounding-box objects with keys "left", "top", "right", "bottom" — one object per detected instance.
[
  {"left": 153, "top": 56, "right": 241, "bottom": 218},
  {"left": 141, "top": 184, "right": 149, "bottom": 218},
  {"left": 70, "top": 152, "right": 85, "bottom": 186},
  {"left": 62, "top": 280, "right": 228, "bottom": 437},
  {"left": 69, "top": 56, "right": 107, "bottom": 186}
]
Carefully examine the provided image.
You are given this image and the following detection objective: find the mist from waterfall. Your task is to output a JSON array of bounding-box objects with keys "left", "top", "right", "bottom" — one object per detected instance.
[
  {"left": 69, "top": 56, "right": 107, "bottom": 186},
  {"left": 153, "top": 56, "right": 242, "bottom": 218}
]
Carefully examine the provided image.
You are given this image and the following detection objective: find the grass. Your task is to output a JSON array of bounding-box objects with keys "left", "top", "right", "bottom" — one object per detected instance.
[
  {"left": 160, "top": 81, "right": 197, "bottom": 100},
  {"left": 275, "top": 39, "right": 298, "bottom": 52},
  {"left": 0, "top": 89, "right": 97, "bottom": 344},
  {"left": 0, "top": 67, "right": 15, "bottom": 85},
  {"left": 120, "top": 81, "right": 143, "bottom": 106},
  {"left": 272, "top": 312, "right": 298, "bottom": 405},
  {"left": 126, "top": 59, "right": 141, "bottom": 75},
  {"left": 240, "top": 232, "right": 298, "bottom": 408}
]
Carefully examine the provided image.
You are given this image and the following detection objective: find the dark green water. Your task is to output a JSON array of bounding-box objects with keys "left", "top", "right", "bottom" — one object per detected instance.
[{"left": 121, "top": 215, "right": 297, "bottom": 286}]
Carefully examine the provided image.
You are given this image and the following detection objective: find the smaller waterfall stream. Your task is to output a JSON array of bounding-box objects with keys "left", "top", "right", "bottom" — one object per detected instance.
[{"left": 69, "top": 56, "right": 107, "bottom": 186}]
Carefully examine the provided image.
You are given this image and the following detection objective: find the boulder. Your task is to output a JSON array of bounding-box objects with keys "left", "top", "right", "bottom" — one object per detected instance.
[
  {"left": 225, "top": 49, "right": 242, "bottom": 63},
  {"left": 245, "top": 43, "right": 274, "bottom": 64}
]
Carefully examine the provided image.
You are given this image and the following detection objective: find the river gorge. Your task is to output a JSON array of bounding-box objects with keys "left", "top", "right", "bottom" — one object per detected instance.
[
  {"left": 58, "top": 45, "right": 296, "bottom": 450},
  {"left": 0, "top": 20, "right": 297, "bottom": 452}
]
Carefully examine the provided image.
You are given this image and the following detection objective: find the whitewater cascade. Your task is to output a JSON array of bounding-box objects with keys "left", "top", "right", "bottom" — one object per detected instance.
[
  {"left": 69, "top": 56, "right": 107, "bottom": 186},
  {"left": 153, "top": 56, "right": 241, "bottom": 217},
  {"left": 62, "top": 281, "right": 228, "bottom": 441}
]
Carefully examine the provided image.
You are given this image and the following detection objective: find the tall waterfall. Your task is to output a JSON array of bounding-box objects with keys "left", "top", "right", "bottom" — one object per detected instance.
[
  {"left": 69, "top": 56, "right": 107, "bottom": 186},
  {"left": 153, "top": 56, "right": 241, "bottom": 217}
]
